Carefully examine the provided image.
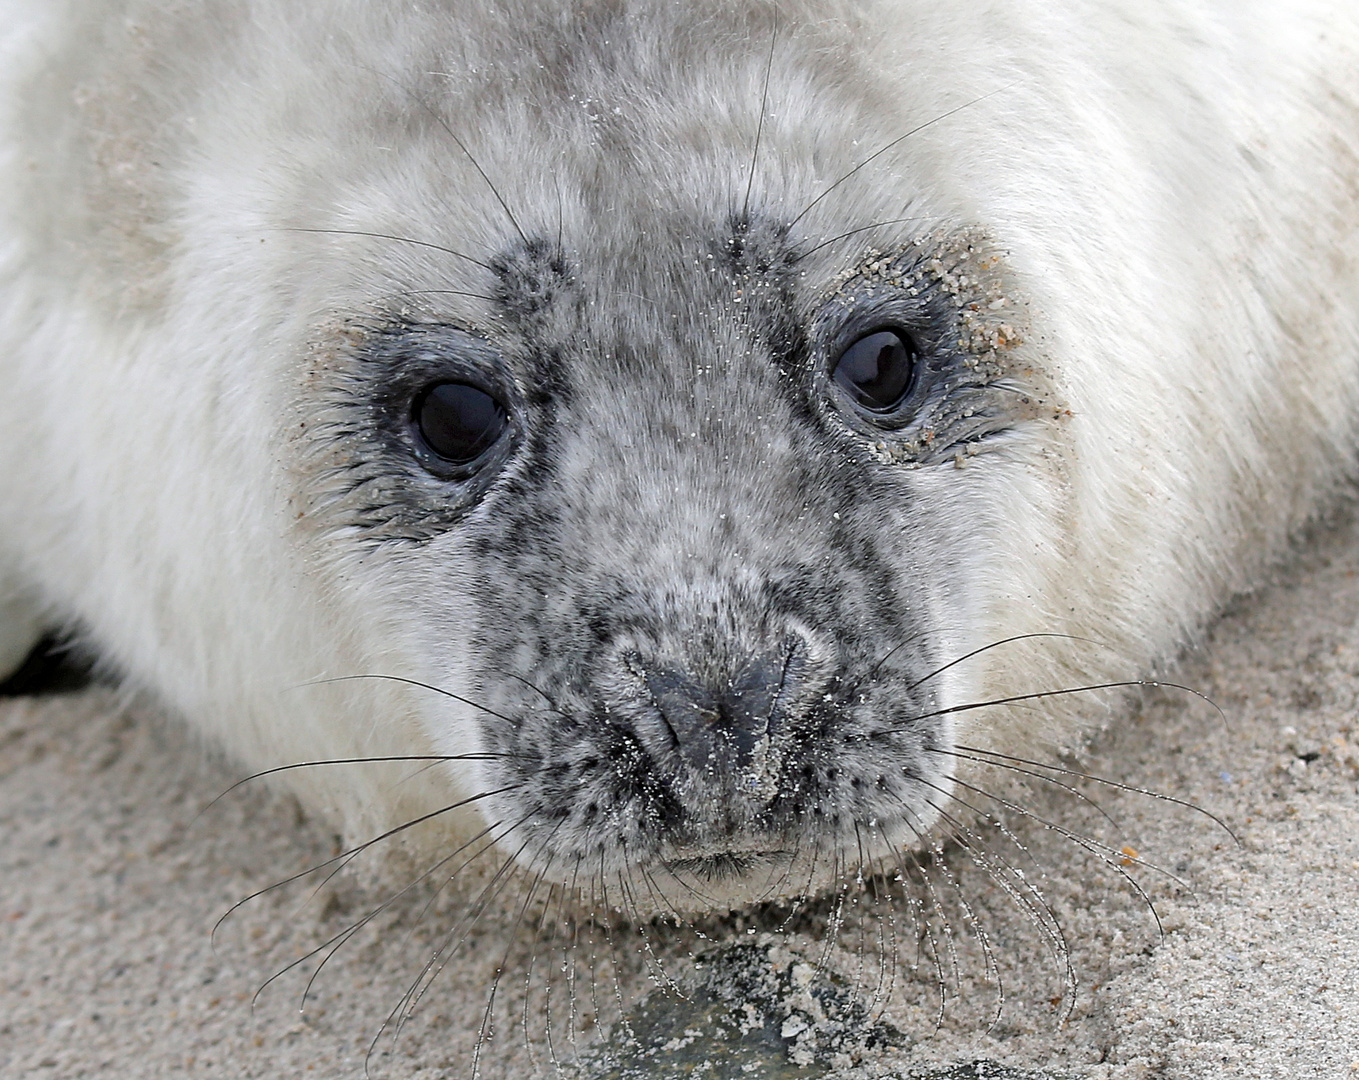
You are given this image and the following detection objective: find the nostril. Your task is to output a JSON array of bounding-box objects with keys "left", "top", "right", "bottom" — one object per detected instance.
[{"left": 643, "top": 668, "right": 720, "bottom": 750}]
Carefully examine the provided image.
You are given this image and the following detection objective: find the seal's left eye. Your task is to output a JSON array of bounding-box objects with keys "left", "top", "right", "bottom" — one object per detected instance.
[
  {"left": 832, "top": 328, "right": 918, "bottom": 413},
  {"left": 413, "top": 381, "right": 507, "bottom": 465}
]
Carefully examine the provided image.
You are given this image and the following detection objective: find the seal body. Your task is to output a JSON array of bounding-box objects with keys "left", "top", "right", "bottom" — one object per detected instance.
[{"left": 1, "top": 0, "right": 1357, "bottom": 906}]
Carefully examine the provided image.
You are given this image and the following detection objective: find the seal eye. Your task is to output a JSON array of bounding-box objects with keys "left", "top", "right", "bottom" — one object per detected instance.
[
  {"left": 831, "top": 328, "right": 918, "bottom": 413},
  {"left": 413, "top": 381, "right": 507, "bottom": 465}
]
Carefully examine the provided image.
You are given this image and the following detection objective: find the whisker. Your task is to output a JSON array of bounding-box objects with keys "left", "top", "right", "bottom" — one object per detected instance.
[
  {"left": 854, "top": 632, "right": 1108, "bottom": 703},
  {"left": 927, "top": 746, "right": 1127, "bottom": 835},
  {"left": 596, "top": 856, "right": 638, "bottom": 1046},
  {"left": 260, "top": 816, "right": 509, "bottom": 1011},
  {"left": 902, "top": 632, "right": 1113, "bottom": 693},
  {"left": 936, "top": 772, "right": 1172, "bottom": 940},
  {"left": 877, "top": 678, "right": 1225, "bottom": 734},
  {"left": 304, "top": 672, "right": 534, "bottom": 728},
  {"left": 905, "top": 795, "right": 1072, "bottom": 1023},
  {"left": 741, "top": 23, "right": 778, "bottom": 222},
  {"left": 374, "top": 817, "right": 539, "bottom": 1066},
  {"left": 520, "top": 878, "right": 561, "bottom": 1079},
  {"left": 499, "top": 670, "right": 570, "bottom": 716},
  {"left": 952, "top": 744, "right": 1240, "bottom": 842},
  {"left": 199, "top": 754, "right": 513, "bottom": 819},
  {"left": 793, "top": 215, "right": 928, "bottom": 260},
  {"left": 471, "top": 863, "right": 554, "bottom": 1080},
  {"left": 890, "top": 804, "right": 994, "bottom": 1022},
  {"left": 279, "top": 227, "right": 493, "bottom": 270},
  {"left": 538, "top": 878, "right": 576, "bottom": 1072},
  {"left": 212, "top": 783, "right": 520, "bottom": 945},
  {"left": 359, "top": 62, "right": 528, "bottom": 245},
  {"left": 401, "top": 84, "right": 528, "bottom": 246},
  {"left": 563, "top": 854, "right": 588, "bottom": 1051},
  {"left": 901, "top": 794, "right": 1067, "bottom": 966},
  {"left": 891, "top": 854, "right": 948, "bottom": 1030},
  {"left": 789, "top": 83, "right": 1017, "bottom": 228},
  {"left": 615, "top": 848, "right": 685, "bottom": 998},
  {"left": 925, "top": 822, "right": 1006, "bottom": 1030},
  {"left": 379, "top": 287, "right": 498, "bottom": 304},
  {"left": 917, "top": 845, "right": 963, "bottom": 1026}
]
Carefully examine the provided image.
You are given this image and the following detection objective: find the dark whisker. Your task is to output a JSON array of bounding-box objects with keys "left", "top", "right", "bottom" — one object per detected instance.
[
  {"left": 257, "top": 816, "right": 508, "bottom": 1011},
  {"left": 904, "top": 632, "right": 1112, "bottom": 693},
  {"left": 199, "top": 753, "right": 514, "bottom": 819},
  {"left": 742, "top": 23, "right": 778, "bottom": 222},
  {"left": 500, "top": 670, "right": 570, "bottom": 715},
  {"left": 859, "top": 631, "right": 1105, "bottom": 697},
  {"left": 304, "top": 672, "right": 532, "bottom": 728},
  {"left": 789, "top": 83, "right": 1017, "bottom": 228},
  {"left": 374, "top": 817, "right": 539, "bottom": 1065},
  {"left": 394, "top": 81, "right": 529, "bottom": 246},
  {"left": 280, "top": 227, "right": 492, "bottom": 270},
  {"left": 877, "top": 678, "right": 1225, "bottom": 734},
  {"left": 793, "top": 215, "right": 928, "bottom": 260},
  {"left": 380, "top": 287, "right": 498, "bottom": 304}
]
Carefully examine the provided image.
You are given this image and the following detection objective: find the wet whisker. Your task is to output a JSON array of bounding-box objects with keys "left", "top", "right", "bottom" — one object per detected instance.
[
  {"left": 213, "top": 783, "right": 521, "bottom": 945},
  {"left": 953, "top": 743, "right": 1239, "bottom": 842}
]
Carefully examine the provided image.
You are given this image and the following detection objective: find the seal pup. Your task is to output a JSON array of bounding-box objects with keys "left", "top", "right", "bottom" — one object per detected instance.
[{"left": 0, "top": 0, "right": 1357, "bottom": 913}]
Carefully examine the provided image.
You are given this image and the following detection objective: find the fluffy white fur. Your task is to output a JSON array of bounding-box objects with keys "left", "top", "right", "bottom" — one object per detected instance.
[{"left": 1, "top": 0, "right": 1357, "bottom": 884}]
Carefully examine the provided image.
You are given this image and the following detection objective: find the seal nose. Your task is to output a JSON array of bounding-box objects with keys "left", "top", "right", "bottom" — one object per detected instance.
[
  {"left": 642, "top": 657, "right": 783, "bottom": 771},
  {"left": 613, "top": 628, "right": 831, "bottom": 789}
]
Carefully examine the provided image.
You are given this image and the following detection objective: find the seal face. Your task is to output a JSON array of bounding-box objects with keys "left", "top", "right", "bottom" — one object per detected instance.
[{"left": 307, "top": 214, "right": 1049, "bottom": 901}]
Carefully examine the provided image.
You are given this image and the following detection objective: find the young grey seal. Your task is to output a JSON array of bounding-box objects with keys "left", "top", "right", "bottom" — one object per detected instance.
[{"left": 0, "top": 0, "right": 1357, "bottom": 912}]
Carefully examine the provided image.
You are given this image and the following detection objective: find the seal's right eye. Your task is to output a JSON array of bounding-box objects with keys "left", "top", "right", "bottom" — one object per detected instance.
[
  {"left": 412, "top": 381, "right": 508, "bottom": 465},
  {"left": 831, "top": 328, "right": 918, "bottom": 413}
]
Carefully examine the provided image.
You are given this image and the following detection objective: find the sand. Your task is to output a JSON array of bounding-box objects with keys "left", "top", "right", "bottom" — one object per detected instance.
[{"left": 3, "top": 509, "right": 1358, "bottom": 1080}]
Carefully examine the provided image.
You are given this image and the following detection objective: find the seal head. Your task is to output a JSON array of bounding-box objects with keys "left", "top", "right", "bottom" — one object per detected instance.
[{"left": 309, "top": 207, "right": 1049, "bottom": 906}]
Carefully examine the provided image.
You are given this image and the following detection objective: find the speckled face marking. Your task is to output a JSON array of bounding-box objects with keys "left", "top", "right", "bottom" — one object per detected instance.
[{"left": 303, "top": 213, "right": 1053, "bottom": 904}]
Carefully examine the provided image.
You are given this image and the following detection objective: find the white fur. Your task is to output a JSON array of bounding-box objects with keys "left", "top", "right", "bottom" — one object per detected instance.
[{"left": 1, "top": 0, "right": 1357, "bottom": 874}]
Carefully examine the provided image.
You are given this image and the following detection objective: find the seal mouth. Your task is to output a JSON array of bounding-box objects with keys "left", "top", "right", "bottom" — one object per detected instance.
[{"left": 663, "top": 849, "right": 794, "bottom": 884}]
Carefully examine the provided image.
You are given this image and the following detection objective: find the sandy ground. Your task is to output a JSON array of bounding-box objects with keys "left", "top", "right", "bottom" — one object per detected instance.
[{"left": 3, "top": 511, "right": 1359, "bottom": 1080}]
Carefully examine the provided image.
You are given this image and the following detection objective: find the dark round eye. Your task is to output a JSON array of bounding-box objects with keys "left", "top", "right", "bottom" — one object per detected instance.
[
  {"left": 412, "top": 381, "right": 508, "bottom": 465},
  {"left": 831, "top": 328, "right": 918, "bottom": 413}
]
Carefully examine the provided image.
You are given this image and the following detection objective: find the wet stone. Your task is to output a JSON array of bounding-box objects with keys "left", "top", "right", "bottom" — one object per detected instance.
[
  {"left": 566, "top": 940, "right": 1066, "bottom": 1080},
  {"left": 567, "top": 939, "right": 900, "bottom": 1079}
]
